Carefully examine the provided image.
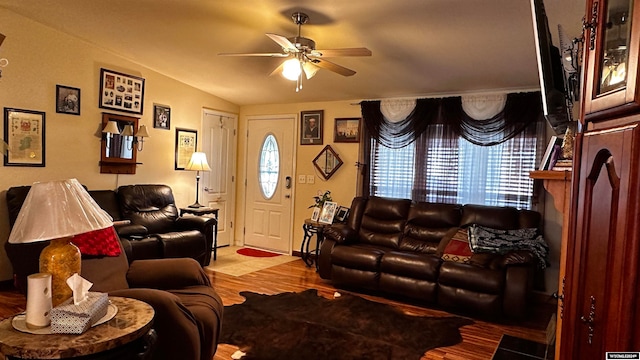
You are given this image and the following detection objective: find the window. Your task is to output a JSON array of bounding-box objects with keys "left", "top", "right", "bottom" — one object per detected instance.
[
  {"left": 370, "top": 124, "right": 537, "bottom": 209},
  {"left": 259, "top": 134, "right": 279, "bottom": 199}
]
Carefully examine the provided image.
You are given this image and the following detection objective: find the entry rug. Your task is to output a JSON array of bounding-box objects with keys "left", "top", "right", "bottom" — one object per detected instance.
[
  {"left": 207, "top": 246, "right": 297, "bottom": 277},
  {"left": 236, "top": 247, "right": 281, "bottom": 257},
  {"left": 220, "top": 289, "right": 474, "bottom": 360}
]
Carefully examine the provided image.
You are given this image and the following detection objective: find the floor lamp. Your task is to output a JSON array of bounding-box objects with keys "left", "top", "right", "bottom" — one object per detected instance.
[{"left": 186, "top": 152, "right": 211, "bottom": 208}]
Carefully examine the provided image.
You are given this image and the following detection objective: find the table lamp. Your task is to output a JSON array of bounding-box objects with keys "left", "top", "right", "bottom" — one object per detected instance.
[
  {"left": 8, "top": 178, "right": 113, "bottom": 306},
  {"left": 185, "top": 152, "right": 211, "bottom": 208}
]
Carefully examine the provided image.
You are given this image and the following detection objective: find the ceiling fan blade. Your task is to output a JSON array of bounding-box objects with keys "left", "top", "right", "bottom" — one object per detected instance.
[
  {"left": 266, "top": 33, "right": 297, "bottom": 52},
  {"left": 0, "top": 33, "right": 5, "bottom": 47},
  {"left": 310, "top": 58, "right": 356, "bottom": 76},
  {"left": 218, "top": 52, "right": 288, "bottom": 57},
  {"left": 302, "top": 62, "right": 320, "bottom": 79},
  {"left": 311, "top": 48, "right": 372, "bottom": 57}
]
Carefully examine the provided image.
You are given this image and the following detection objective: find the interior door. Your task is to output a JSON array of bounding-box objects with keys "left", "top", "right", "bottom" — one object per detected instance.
[
  {"left": 201, "top": 109, "right": 237, "bottom": 247},
  {"left": 244, "top": 116, "right": 295, "bottom": 253}
]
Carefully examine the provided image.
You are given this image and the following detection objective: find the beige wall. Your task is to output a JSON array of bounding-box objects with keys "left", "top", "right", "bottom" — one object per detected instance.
[
  {"left": 0, "top": 9, "right": 239, "bottom": 281},
  {"left": 237, "top": 101, "right": 361, "bottom": 254}
]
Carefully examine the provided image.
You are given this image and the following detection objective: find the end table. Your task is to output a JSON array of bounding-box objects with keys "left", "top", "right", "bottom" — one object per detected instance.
[
  {"left": 0, "top": 297, "right": 156, "bottom": 359},
  {"left": 179, "top": 207, "right": 219, "bottom": 261},
  {"left": 301, "top": 219, "right": 331, "bottom": 270}
]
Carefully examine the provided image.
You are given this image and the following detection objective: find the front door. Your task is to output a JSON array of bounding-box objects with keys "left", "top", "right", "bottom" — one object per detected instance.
[
  {"left": 243, "top": 115, "right": 295, "bottom": 253},
  {"left": 201, "top": 109, "right": 237, "bottom": 247}
]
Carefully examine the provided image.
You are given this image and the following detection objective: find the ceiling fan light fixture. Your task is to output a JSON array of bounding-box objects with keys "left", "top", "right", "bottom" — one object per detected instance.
[
  {"left": 282, "top": 58, "right": 301, "bottom": 81},
  {"left": 302, "top": 62, "right": 320, "bottom": 79}
]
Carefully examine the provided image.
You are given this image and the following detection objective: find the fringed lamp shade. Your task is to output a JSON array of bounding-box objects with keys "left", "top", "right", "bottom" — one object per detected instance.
[{"left": 8, "top": 179, "right": 113, "bottom": 306}]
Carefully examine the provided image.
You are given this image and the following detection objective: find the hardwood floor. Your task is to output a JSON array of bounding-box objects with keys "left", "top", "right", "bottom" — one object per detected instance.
[{"left": 0, "top": 259, "right": 554, "bottom": 360}]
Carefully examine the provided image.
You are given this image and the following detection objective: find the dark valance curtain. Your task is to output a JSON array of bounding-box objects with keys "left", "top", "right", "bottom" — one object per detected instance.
[
  {"left": 360, "top": 98, "right": 440, "bottom": 149},
  {"left": 361, "top": 92, "right": 542, "bottom": 147}
]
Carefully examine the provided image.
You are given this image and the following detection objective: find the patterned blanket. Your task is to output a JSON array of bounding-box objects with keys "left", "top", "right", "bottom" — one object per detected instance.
[{"left": 467, "top": 225, "right": 549, "bottom": 269}]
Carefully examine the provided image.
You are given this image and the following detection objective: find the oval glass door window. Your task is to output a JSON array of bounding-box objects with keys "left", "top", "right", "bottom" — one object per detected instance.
[{"left": 259, "top": 134, "right": 279, "bottom": 199}]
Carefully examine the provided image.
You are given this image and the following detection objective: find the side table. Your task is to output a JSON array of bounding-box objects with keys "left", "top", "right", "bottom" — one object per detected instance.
[
  {"left": 0, "top": 297, "right": 156, "bottom": 360},
  {"left": 179, "top": 207, "right": 219, "bottom": 261},
  {"left": 301, "top": 219, "right": 330, "bottom": 270}
]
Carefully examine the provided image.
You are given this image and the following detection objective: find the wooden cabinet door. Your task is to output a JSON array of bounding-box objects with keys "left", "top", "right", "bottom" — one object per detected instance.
[
  {"left": 562, "top": 123, "right": 640, "bottom": 359},
  {"left": 583, "top": 0, "right": 640, "bottom": 121}
]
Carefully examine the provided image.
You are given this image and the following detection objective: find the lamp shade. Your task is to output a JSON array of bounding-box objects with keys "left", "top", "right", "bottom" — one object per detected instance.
[
  {"left": 102, "top": 121, "right": 120, "bottom": 134},
  {"left": 120, "top": 124, "right": 134, "bottom": 137},
  {"left": 282, "top": 58, "right": 302, "bottom": 81},
  {"left": 185, "top": 152, "right": 212, "bottom": 172},
  {"left": 136, "top": 124, "right": 149, "bottom": 138},
  {"left": 8, "top": 178, "right": 113, "bottom": 244}
]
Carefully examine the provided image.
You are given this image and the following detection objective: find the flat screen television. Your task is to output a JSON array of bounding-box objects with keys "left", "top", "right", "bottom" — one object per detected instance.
[{"left": 530, "top": 0, "right": 573, "bottom": 135}]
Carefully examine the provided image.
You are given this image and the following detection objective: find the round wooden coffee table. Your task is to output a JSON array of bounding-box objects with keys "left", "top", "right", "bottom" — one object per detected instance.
[{"left": 0, "top": 297, "right": 155, "bottom": 359}]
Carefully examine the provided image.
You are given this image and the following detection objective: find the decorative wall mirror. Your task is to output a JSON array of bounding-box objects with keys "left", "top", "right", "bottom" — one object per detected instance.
[
  {"left": 313, "top": 145, "right": 343, "bottom": 180},
  {"left": 100, "top": 112, "right": 139, "bottom": 174}
]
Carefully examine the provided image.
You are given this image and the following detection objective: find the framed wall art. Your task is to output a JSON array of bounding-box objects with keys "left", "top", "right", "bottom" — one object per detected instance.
[
  {"left": 334, "top": 117, "right": 361, "bottom": 143},
  {"left": 175, "top": 128, "right": 197, "bottom": 170},
  {"left": 3, "top": 107, "right": 45, "bottom": 167},
  {"left": 153, "top": 104, "right": 171, "bottom": 130},
  {"left": 300, "top": 110, "right": 323, "bottom": 145},
  {"left": 99, "top": 68, "right": 145, "bottom": 115},
  {"left": 55, "top": 85, "right": 81, "bottom": 115}
]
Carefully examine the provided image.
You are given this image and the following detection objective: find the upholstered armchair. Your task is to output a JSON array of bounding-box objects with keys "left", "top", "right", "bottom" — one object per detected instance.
[
  {"left": 116, "top": 185, "right": 215, "bottom": 266},
  {"left": 82, "top": 247, "right": 223, "bottom": 360}
]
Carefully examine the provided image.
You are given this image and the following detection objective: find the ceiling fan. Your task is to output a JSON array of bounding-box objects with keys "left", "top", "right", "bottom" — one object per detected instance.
[{"left": 219, "top": 12, "right": 371, "bottom": 91}]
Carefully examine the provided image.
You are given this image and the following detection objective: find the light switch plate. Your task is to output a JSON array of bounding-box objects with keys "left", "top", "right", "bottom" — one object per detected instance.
[
  {"left": 306, "top": 175, "right": 315, "bottom": 184},
  {"left": 298, "top": 175, "right": 306, "bottom": 184}
]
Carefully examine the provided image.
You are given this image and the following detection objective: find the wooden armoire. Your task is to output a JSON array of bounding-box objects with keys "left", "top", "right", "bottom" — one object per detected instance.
[{"left": 560, "top": 0, "right": 640, "bottom": 358}]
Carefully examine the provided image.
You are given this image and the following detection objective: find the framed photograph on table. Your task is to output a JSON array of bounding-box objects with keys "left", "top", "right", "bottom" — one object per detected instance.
[
  {"left": 300, "top": 110, "right": 323, "bottom": 145},
  {"left": 319, "top": 201, "right": 338, "bottom": 224},
  {"left": 334, "top": 206, "right": 350, "bottom": 222},
  {"left": 175, "top": 128, "right": 197, "bottom": 170},
  {"left": 3, "top": 107, "right": 45, "bottom": 167},
  {"left": 99, "top": 68, "right": 145, "bottom": 115},
  {"left": 55, "top": 85, "right": 80, "bottom": 115},
  {"left": 153, "top": 104, "right": 171, "bottom": 130},
  {"left": 334, "top": 117, "right": 361, "bottom": 143},
  {"left": 311, "top": 207, "right": 321, "bottom": 222}
]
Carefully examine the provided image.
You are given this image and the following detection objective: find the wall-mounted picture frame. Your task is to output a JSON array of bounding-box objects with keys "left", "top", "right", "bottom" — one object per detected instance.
[
  {"left": 300, "top": 110, "right": 323, "bottom": 145},
  {"left": 319, "top": 201, "right": 338, "bottom": 224},
  {"left": 153, "top": 104, "right": 171, "bottom": 130},
  {"left": 311, "top": 207, "right": 321, "bottom": 222},
  {"left": 99, "top": 68, "right": 145, "bottom": 115},
  {"left": 334, "top": 206, "right": 350, "bottom": 223},
  {"left": 55, "top": 85, "right": 80, "bottom": 115},
  {"left": 334, "top": 117, "right": 361, "bottom": 143},
  {"left": 3, "top": 107, "right": 45, "bottom": 167},
  {"left": 175, "top": 128, "right": 197, "bottom": 170}
]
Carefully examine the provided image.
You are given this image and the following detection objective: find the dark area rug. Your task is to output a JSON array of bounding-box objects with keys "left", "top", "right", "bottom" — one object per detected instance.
[{"left": 219, "top": 289, "right": 474, "bottom": 360}]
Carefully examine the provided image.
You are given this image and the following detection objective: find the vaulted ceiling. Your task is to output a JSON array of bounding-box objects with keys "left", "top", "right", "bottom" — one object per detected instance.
[{"left": 0, "top": 0, "right": 584, "bottom": 106}]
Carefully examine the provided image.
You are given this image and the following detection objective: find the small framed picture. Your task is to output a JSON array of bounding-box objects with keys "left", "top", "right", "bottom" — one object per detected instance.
[
  {"left": 334, "top": 117, "right": 360, "bottom": 143},
  {"left": 319, "top": 201, "right": 338, "bottom": 224},
  {"left": 334, "top": 206, "right": 350, "bottom": 223},
  {"left": 300, "top": 110, "right": 323, "bottom": 145},
  {"left": 154, "top": 104, "right": 171, "bottom": 130},
  {"left": 311, "top": 207, "right": 321, "bottom": 222},
  {"left": 56, "top": 85, "right": 81, "bottom": 115}
]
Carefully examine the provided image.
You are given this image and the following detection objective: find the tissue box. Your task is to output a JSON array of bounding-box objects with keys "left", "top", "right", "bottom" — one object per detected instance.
[{"left": 50, "top": 292, "right": 109, "bottom": 334}]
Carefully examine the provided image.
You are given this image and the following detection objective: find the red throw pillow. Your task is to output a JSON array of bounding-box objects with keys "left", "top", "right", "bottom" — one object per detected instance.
[
  {"left": 72, "top": 226, "right": 122, "bottom": 257},
  {"left": 441, "top": 228, "right": 472, "bottom": 264}
]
